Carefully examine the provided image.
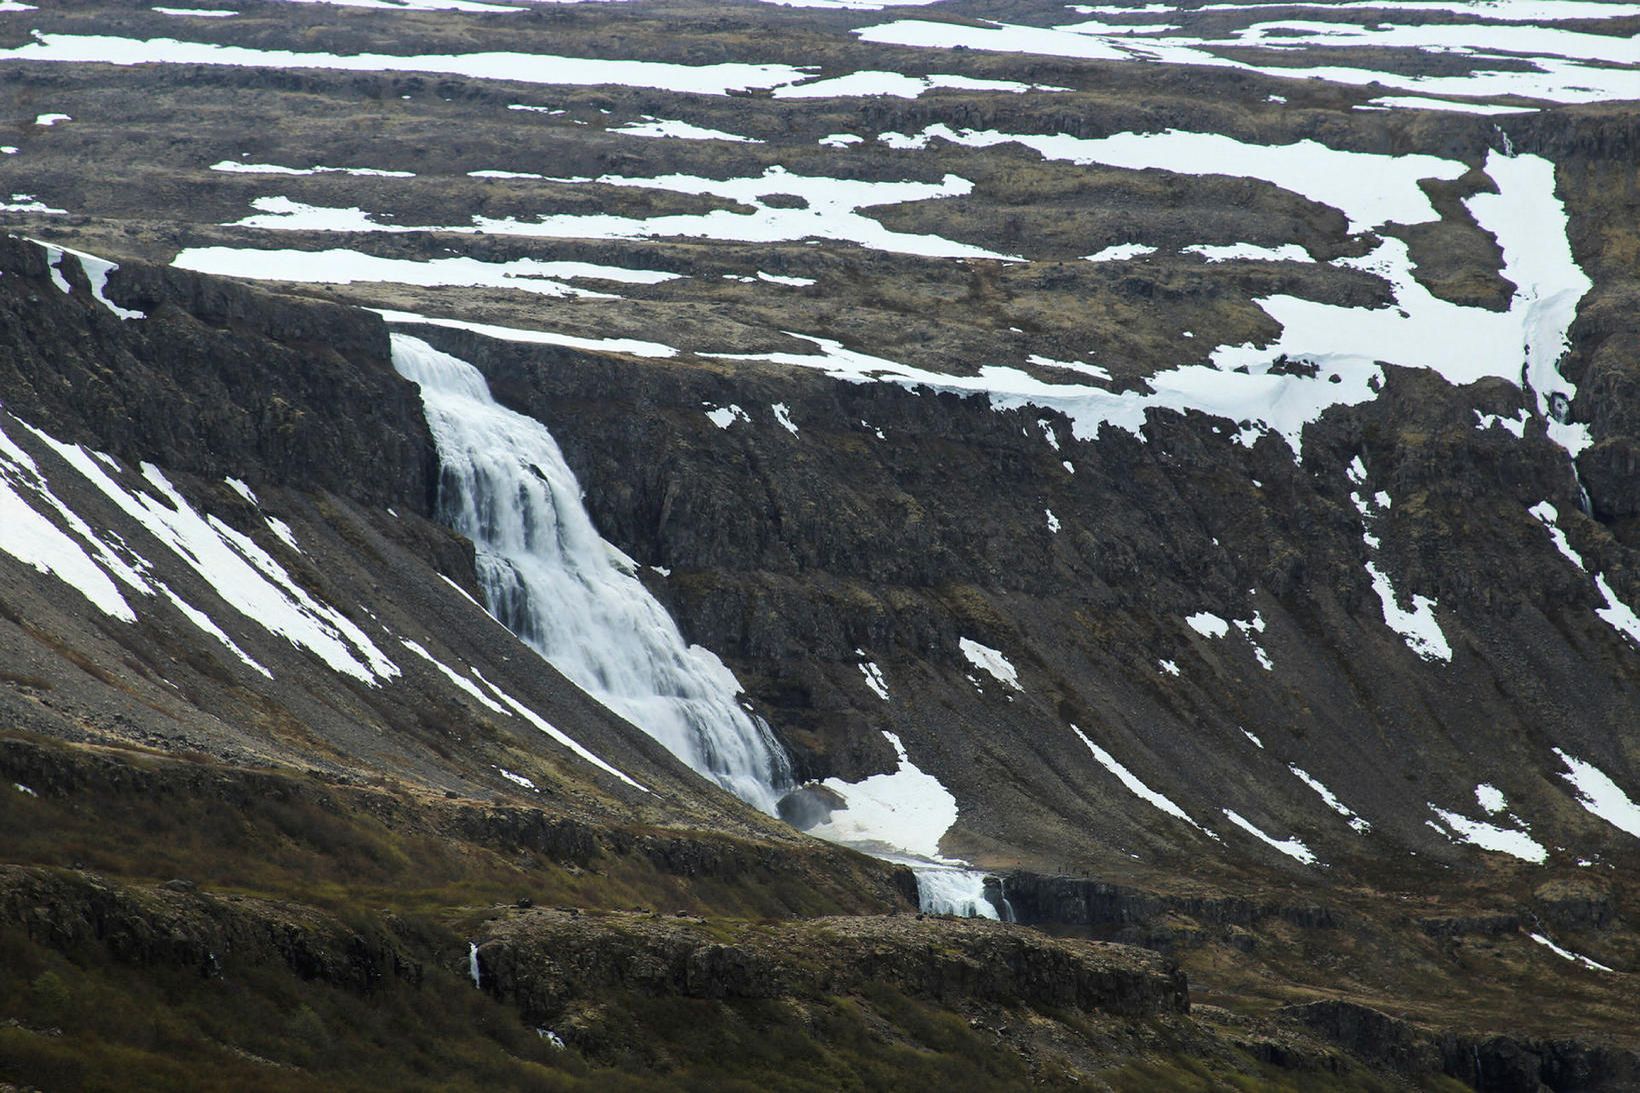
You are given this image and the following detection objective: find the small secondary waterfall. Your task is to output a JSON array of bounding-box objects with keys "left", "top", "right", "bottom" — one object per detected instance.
[
  {"left": 391, "top": 334, "right": 792, "bottom": 813},
  {"left": 912, "top": 864, "right": 1003, "bottom": 920}
]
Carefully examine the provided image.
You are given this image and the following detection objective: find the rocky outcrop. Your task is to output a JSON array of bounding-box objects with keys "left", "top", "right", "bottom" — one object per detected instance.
[
  {"left": 0, "top": 865, "right": 421, "bottom": 993},
  {"left": 1285, "top": 1000, "right": 1640, "bottom": 1093},
  {"left": 473, "top": 908, "right": 1189, "bottom": 1025},
  {"left": 0, "top": 235, "right": 435, "bottom": 513},
  {"left": 999, "top": 871, "right": 1337, "bottom": 944}
]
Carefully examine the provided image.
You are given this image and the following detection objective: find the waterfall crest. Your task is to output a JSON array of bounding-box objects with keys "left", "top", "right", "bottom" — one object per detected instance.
[{"left": 391, "top": 334, "right": 792, "bottom": 813}]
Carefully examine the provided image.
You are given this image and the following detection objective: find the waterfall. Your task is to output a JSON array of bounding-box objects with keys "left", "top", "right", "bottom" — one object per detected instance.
[
  {"left": 467, "top": 942, "right": 482, "bottom": 989},
  {"left": 912, "top": 864, "right": 1002, "bottom": 920},
  {"left": 391, "top": 334, "right": 792, "bottom": 813}
]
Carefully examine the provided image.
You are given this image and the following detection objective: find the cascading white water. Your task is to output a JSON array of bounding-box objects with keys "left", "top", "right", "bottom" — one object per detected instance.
[
  {"left": 912, "top": 864, "right": 1002, "bottom": 920},
  {"left": 391, "top": 334, "right": 792, "bottom": 813}
]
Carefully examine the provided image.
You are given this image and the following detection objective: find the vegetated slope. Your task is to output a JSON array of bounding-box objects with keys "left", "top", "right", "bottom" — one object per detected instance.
[{"left": 2, "top": 0, "right": 1640, "bottom": 1086}]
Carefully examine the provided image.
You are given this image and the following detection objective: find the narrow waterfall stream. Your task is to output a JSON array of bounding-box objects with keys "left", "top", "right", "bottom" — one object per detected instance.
[{"left": 391, "top": 334, "right": 792, "bottom": 814}]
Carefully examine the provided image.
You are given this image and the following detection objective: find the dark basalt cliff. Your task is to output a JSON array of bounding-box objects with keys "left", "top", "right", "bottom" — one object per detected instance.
[{"left": 0, "top": 235, "right": 435, "bottom": 513}]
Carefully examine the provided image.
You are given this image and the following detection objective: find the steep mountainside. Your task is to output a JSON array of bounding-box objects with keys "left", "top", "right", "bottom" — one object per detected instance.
[{"left": 2, "top": 0, "right": 1639, "bottom": 1088}]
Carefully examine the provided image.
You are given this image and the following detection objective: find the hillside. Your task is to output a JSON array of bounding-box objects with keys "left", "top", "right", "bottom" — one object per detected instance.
[{"left": 2, "top": 0, "right": 1639, "bottom": 1088}]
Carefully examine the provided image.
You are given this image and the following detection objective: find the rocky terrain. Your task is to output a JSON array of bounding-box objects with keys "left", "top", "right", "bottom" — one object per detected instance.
[{"left": 2, "top": 0, "right": 1639, "bottom": 1087}]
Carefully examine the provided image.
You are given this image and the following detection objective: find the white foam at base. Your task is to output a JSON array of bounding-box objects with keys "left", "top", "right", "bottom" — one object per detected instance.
[{"left": 913, "top": 864, "right": 1001, "bottom": 919}]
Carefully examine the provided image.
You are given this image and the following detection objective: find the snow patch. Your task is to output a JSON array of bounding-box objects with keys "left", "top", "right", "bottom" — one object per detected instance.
[
  {"left": 0, "top": 33, "right": 814, "bottom": 96},
  {"left": 857, "top": 653, "right": 890, "bottom": 701},
  {"left": 705, "top": 404, "right": 750, "bottom": 429},
  {"left": 1071, "top": 724, "right": 1212, "bottom": 835},
  {"left": 805, "top": 731, "right": 960, "bottom": 860},
  {"left": 959, "top": 637, "right": 1022, "bottom": 690},
  {"left": 1186, "top": 611, "right": 1229, "bottom": 639},
  {"left": 1553, "top": 749, "right": 1640, "bottom": 840},
  {"left": 1428, "top": 804, "right": 1547, "bottom": 862},
  {"left": 1529, "top": 932, "right": 1613, "bottom": 972},
  {"left": 1290, "top": 766, "right": 1371, "bottom": 833},
  {"left": 1222, "top": 809, "right": 1318, "bottom": 865}
]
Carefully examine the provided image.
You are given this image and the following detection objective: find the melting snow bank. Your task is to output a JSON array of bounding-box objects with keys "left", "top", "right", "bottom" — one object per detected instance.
[
  {"left": 800, "top": 732, "right": 957, "bottom": 859},
  {"left": 174, "top": 246, "right": 677, "bottom": 300},
  {"left": 223, "top": 166, "right": 1012, "bottom": 261},
  {"left": 855, "top": 9, "right": 1640, "bottom": 105},
  {"left": 789, "top": 731, "right": 1005, "bottom": 919},
  {"left": 959, "top": 637, "right": 1022, "bottom": 690},
  {"left": 840, "top": 133, "right": 1590, "bottom": 458},
  {"left": 390, "top": 335, "right": 791, "bottom": 812},
  {"left": 38, "top": 241, "right": 146, "bottom": 320},
  {"left": 375, "top": 308, "right": 677, "bottom": 358}
]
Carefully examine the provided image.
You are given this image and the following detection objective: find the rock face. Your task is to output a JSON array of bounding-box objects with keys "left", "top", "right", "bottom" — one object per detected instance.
[
  {"left": 475, "top": 909, "right": 1189, "bottom": 1023},
  {"left": 0, "top": 865, "right": 422, "bottom": 994},
  {"left": 0, "top": 236, "right": 434, "bottom": 513},
  {"left": 1286, "top": 1000, "right": 1640, "bottom": 1093}
]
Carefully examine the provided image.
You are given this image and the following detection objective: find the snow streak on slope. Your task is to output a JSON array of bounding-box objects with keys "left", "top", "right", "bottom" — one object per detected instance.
[
  {"left": 1529, "top": 503, "right": 1640, "bottom": 645},
  {"left": 1221, "top": 809, "right": 1318, "bottom": 865},
  {"left": 857, "top": 6, "right": 1640, "bottom": 105},
  {"left": 33, "top": 429, "right": 394, "bottom": 682},
  {"left": 0, "top": 33, "right": 813, "bottom": 96},
  {"left": 400, "top": 637, "right": 644, "bottom": 788},
  {"left": 0, "top": 420, "right": 139, "bottom": 623},
  {"left": 1429, "top": 803, "right": 1548, "bottom": 862},
  {"left": 221, "top": 167, "right": 1012, "bottom": 261},
  {"left": 1070, "top": 724, "right": 1213, "bottom": 835},
  {"left": 174, "top": 247, "right": 677, "bottom": 300},
  {"left": 1553, "top": 749, "right": 1640, "bottom": 840},
  {"left": 390, "top": 334, "right": 792, "bottom": 812},
  {"left": 0, "top": 413, "right": 420, "bottom": 682}
]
